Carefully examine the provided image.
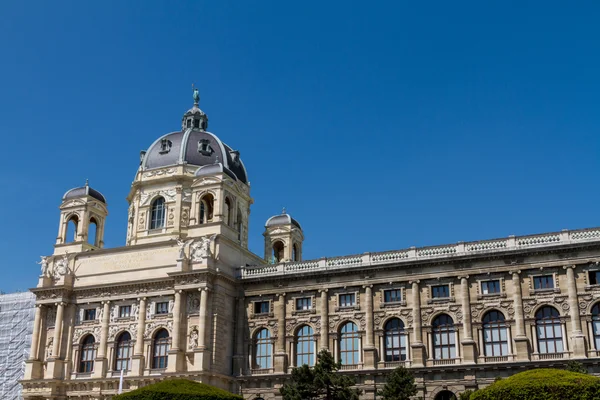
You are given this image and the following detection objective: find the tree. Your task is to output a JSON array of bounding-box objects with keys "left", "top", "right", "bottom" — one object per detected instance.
[
  {"left": 280, "top": 349, "right": 361, "bottom": 400},
  {"left": 376, "top": 366, "right": 417, "bottom": 400},
  {"left": 459, "top": 389, "right": 477, "bottom": 400}
]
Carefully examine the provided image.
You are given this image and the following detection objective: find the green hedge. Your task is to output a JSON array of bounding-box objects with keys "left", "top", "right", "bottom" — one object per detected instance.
[
  {"left": 471, "top": 369, "right": 600, "bottom": 400},
  {"left": 113, "top": 379, "right": 243, "bottom": 400}
]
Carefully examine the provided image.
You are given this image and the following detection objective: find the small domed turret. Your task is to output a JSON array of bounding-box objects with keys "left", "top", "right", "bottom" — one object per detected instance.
[{"left": 263, "top": 208, "right": 304, "bottom": 263}]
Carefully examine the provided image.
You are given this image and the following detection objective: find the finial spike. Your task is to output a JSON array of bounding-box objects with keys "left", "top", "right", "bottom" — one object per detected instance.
[
  {"left": 85, "top": 179, "right": 89, "bottom": 187},
  {"left": 282, "top": 207, "right": 286, "bottom": 214}
]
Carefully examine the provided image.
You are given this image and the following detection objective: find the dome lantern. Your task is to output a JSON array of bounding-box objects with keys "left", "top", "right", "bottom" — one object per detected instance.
[{"left": 181, "top": 87, "right": 208, "bottom": 131}]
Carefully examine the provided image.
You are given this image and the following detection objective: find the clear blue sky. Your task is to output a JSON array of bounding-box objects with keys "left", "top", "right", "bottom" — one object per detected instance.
[{"left": 1, "top": 1, "right": 599, "bottom": 293}]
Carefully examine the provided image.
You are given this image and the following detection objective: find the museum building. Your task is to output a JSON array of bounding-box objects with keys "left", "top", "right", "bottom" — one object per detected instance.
[{"left": 21, "top": 90, "right": 600, "bottom": 400}]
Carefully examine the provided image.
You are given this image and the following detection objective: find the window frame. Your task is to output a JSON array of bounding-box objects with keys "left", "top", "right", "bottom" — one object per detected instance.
[
  {"left": 533, "top": 275, "right": 555, "bottom": 290},
  {"left": 150, "top": 197, "right": 166, "bottom": 230},
  {"left": 535, "top": 306, "right": 564, "bottom": 355},
  {"left": 78, "top": 335, "right": 96, "bottom": 373},
  {"left": 151, "top": 329, "right": 170, "bottom": 369},
  {"left": 383, "top": 318, "right": 407, "bottom": 362},
  {"left": 589, "top": 271, "right": 600, "bottom": 286},
  {"left": 339, "top": 322, "right": 360, "bottom": 366},
  {"left": 114, "top": 331, "right": 133, "bottom": 371},
  {"left": 253, "top": 300, "right": 271, "bottom": 316},
  {"left": 119, "top": 305, "right": 132, "bottom": 319},
  {"left": 295, "top": 325, "right": 315, "bottom": 366},
  {"left": 481, "top": 280, "right": 501, "bottom": 295},
  {"left": 155, "top": 302, "right": 169, "bottom": 315},
  {"left": 432, "top": 314, "right": 456, "bottom": 360},
  {"left": 383, "top": 289, "right": 403, "bottom": 304},
  {"left": 295, "top": 297, "right": 312, "bottom": 311},
  {"left": 338, "top": 293, "right": 357, "bottom": 308},
  {"left": 482, "top": 310, "right": 509, "bottom": 357},
  {"left": 431, "top": 285, "right": 450, "bottom": 299},
  {"left": 254, "top": 328, "right": 273, "bottom": 370},
  {"left": 83, "top": 308, "right": 96, "bottom": 322}
]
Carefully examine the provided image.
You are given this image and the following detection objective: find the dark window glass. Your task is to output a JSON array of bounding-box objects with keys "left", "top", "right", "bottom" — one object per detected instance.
[
  {"left": 384, "top": 289, "right": 402, "bottom": 303},
  {"left": 78, "top": 335, "right": 96, "bottom": 373},
  {"left": 152, "top": 329, "right": 170, "bottom": 369},
  {"left": 590, "top": 271, "right": 600, "bottom": 285},
  {"left": 254, "top": 328, "right": 272, "bottom": 369},
  {"left": 194, "top": 119, "right": 200, "bottom": 128},
  {"left": 150, "top": 197, "right": 166, "bottom": 230},
  {"left": 535, "top": 306, "right": 563, "bottom": 354},
  {"left": 482, "top": 311, "right": 508, "bottom": 356},
  {"left": 384, "top": 318, "right": 407, "bottom": 362},
  {"left": 432, "top": 285, "right": 450, "bottom": 299},
  {"left": 534, "top": 275, "right": 554, "bottom": 290},
  {"left": 481, "top": 280, "right": 501, "bottom": 295},
  {"left": 591, "top": 304, "right": 600, "bottom": 350},
  {"left": 339, "top": 294, "right": 356, "bottom": 307},
  {"left": 432, "top": 314, "right": 456, "bottom": 359},
  {"left": 115, "top": 332, "right": 132, "bottom": 371},
  {"left": 254, "top": 301, "right": 270, "bottom": 314},
  {"left": 296, "top": 298, "right": 312, "bottom": 311},
  {"left": 119, "top": 306, "right": 131, "bottom": 318},
  {"left": 84, "top": 309, "right": 96, "bottom": 321},
  {"left": 340, "top": 322, "right": 360, "bottom": 365},
  {"left": 155, "top": 302, "right": 169, "bottom": 315},
  {"left": 296, "top": 325, "right": 315, "bottom": 366}
]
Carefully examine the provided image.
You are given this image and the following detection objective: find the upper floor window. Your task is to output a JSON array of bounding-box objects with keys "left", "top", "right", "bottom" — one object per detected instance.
[
  {"left": 533, "top": 275, "right": 554, "bottom": 290},
  {"left": 224, "top": 197, "right": 233, "bottom": 227},
  {"left": 78, "top": 335, "right": 96, "bottom": 373},
  {"left": 432, "top": 314, "right": 456, "bottom": 359},
  {"left": 384, "top": 318, "right": 407, "bottom": 362},
  {"left": 432, "top": 285, "right": 450, "bottom": 299},
  {"left": 150, "top": 197, "right": 166, "bottom": 230},
  {"left": 152, "top": 329, "right": 170, "bottom": 369},
  {"left": 590, "top": 271, "right": 600, "bottom": 285},
  {"left": 159, "top": 138, "right": 172, "bottom": 154},
  {"left": 339, "top": 294, "right": 356, "bottom": 308},
  {"left": 272, "top": 241, "right": 284, "bottom": 264},
  {"left": 115, "top": 331, "right": 132, "bottom": 371},
  {"left": 254, "top": 328, "right": 272, "bottom": 370},
  {"left": 199, "top": 194, "right": 214, "bottom": 224},
  {"left": 155, "top": 302, "right": 169, "bottom": 315},
  {"left": 481, "top": 280, "right": 501, "bottom": 295},
  {"left": 198, "top": 139, "right": 213, "bottom": 156},
  {"left": 535, "top": 306, "right": 563, "bottom": 354},
  {"left": 482, "top": 310, "right": 508, "bottom": 357},
  {"left": 119, "top": 305, "right": 132, "bottom": 318},
  {"left": 340, "top": 322, "right": 360, "bottom": 365},
  {"left": 254, "top": 301, "right": 270, "bottom": 315},
  {"left": 296, "top": 297, "right": 312, "bottom": 311},
  {"left": 384, "top": 289, "right": 402, "bottom": 303},
  {"left": 83, "top": 309, "right": 96, "bottom": 321},
  {"left": 296, "top": 325, "right": 315, "bottom": 367}
]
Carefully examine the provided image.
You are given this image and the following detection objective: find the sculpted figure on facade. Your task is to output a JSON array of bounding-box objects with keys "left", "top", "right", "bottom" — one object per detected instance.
[
  {"left": 37, "top": 256, "right": 50, "bottom": 277},
  {"left": 176, "top": 238, "right": 194, "bottom": 260},
  {"left": 53, "top": 253, "right": 71, "bottom": 277},
  {"left": 189, "top": 328, "right": 199, "bottom": 349},
  {"left": 191, "top": 234, "right": 217, "bottom": 261}
]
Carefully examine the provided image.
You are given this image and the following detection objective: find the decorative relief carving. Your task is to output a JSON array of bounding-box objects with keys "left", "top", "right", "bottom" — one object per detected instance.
[
  {"left": 140, "top": 189, "right": 177, "bottom": 205},
  {"left": 189, "top": 326, "right": 199, "bottom": 350},
  {"left": 182, "top": 190, "right": 192, "bottom": 203},
  {"left": 143, "top": 321, "right": 173, "bottom": 339},
  {"left": 46, "top": 308, "right": 57, "bottom": 328},
  {"left": 187, "top": 292, "right": 200, "bottom": 314},
  {"left": 143, "top": 168, "right": 177, "bottom": 178},
  {"left": 73, "top": 326, "right": 101, "bottom": 342},
  {"left": 181, "top": 208, "right": 189, "bottom": 227},
  {"left": 191, "top": 235, "right": 217, "bottom": 261}
]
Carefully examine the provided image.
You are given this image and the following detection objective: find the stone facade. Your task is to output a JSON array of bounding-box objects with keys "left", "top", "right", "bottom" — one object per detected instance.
[{"left": 21, "top": 93, "right": 600, "bottom": 400}]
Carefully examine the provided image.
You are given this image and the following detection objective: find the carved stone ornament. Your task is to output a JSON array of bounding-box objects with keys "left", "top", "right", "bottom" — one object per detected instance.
[
  {"left": 140, "top": 189, "right": 177, "bottom": 206},
  {"left": 143, "top": 168, "right": 177, "bottom": 178},
  {"left": 46, "top": 308, "right": 57, "bottom": 328},
  {"left": 188, "top": 326, "right": 199, "bottom": 350},
  {"left": 52, "top": 253, "right": 71, "bottom": 278},
  {"left": 144, "top": 321, "right": 173, "bottom": 339},
  {"left": 191, "top": 235, "right": 217, "bottom": 261},
  {"left": 108, "top": 326, "right": 119, "bottom": 341},
  {"left": 187, "top": 292, "right": 200, "bottom": 314}
]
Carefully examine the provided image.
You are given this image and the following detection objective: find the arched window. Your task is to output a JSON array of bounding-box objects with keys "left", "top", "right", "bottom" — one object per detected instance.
[
  {"left": 272, "top": 241, "right": 285, "bottom": 263},
  {"left": 115, "top": 331, "right": 132, "bottom": 371},
  {"left": 482, "top": 310, "right": 508, "bottom": 356},
  {"left": 432, "top": 314, "right": 456, "bottom": 360},
  {"left": 224, "top": 197, "right": 232, "bottom": 226},
  {"left": 296, "top": 325, "right": 315, "bottom": 366},
  {"left": 152, "top": 329, "right": 170, "bottom": 369},
  {"left": 67, "top": 216, "right": 79, "bottom": 242},
  {"left": 340, "top": 322, "right": 360, "bottom": 366},
  {"left": 254, "top": 328, "right": 272, "bottom": 370},
  {"left": 536, "top": 306, "right": 563, "bottom": 354},
  {"left": 199, "top": 194, "right": 214, "bottom": 224},
  {"left": 79, "top": 335, "right": 96, "bottom": 373},
  {"left": 88, "top": 217, "right": 98, "bottom": 246},
  {"left": 150, "top": 197, "right": 166, "bottom": 230},
  {"left": 384, "top": 318, "right": 407, "bottom": 362},
  {"left": 592, "top": 304, "right": 600, "bottom": 350},
  {"left": 292, "top": 244, "right": 298, "bottom": 262}
]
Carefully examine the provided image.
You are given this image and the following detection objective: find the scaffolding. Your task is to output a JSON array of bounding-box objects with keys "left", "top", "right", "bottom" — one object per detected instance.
[{"left": 0, "top": 292, "right": 35, "bottom": 400}]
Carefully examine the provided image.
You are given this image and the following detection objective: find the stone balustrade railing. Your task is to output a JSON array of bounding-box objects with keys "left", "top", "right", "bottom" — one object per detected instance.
[{"left": 239, "top": 228, "right": 600, "bottom": 279}]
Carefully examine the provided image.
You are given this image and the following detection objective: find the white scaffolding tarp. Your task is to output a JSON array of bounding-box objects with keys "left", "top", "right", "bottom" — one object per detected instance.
[{"left": 0, "top": 292, "right": 35, "bottom": 400}]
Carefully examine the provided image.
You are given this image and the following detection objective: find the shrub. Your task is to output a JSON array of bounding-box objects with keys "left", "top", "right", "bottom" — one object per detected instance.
[
  {"left": 113, "top": 378, "right": 243, "bottom": 400},
  {"left": 471, "top": 369, "right": 600, "bottom": 400},
  {"left": 459, "top": 389, "right": 476, "bottom": 400},
  {"left": 566, "top": 361, "right": 588, "bottom": 374}
]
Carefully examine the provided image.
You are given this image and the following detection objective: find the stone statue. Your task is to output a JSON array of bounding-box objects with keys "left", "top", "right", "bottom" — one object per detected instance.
[
  {"left": 191, "top": 234, "right": 217, "bottom": 261},
  {"left": 53, "top": 252, "right": 70, "bottom": 277},
  {"left": 176, "top": 238, "right": 194, "bottom": 260},
  {"left": 189, "top": 329, "right": 199, "bottom": 349},
  {"left": 37, "top": 256, "right": 50, "bottom": 277},
  {"left": 46, "top": 338, "right": 53, "bottom": 360}
]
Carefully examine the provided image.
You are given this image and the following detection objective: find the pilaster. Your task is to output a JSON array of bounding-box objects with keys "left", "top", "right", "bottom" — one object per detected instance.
[
  {"left": 459, "top": 276, "right": 476, "bottom": 364},
  {"left": 565, "top": 265, "right": 587, "bottom": 358},
  {"left": 131, "top": 297, "right": 147, "bottom": 376},
  {"left": 167, "top": 290, "right": 184, "bottom": 372},
  {"left": 273, "top": 293, "right": 288, "bottom": 373},
  {"left": 410, "top": 280, "right": 426, "bottom": 367},
  {"left": 511, "top": 271, "right": 530, "bottom": 361},
  {"left": 362, "top": 285, "right": 377, "bottom": 368}
]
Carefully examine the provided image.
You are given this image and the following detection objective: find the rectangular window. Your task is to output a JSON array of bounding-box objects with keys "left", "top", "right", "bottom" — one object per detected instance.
[
  {"left": 254, "top": 301, "right": 270, "bottom": 315},
  {"left": 83, "top": 309, "right": 96, "bottom": 321},
  {"left": 481, "top": 280, "right": 501, "bottom": 295},
  {"left": 590, "top": 271, "right": 600, "bottom": 285},
  {"left": 533, "top": 275, "right": 554, "bottom": 290},
  {"left": 296, "top": 297, "right": 312, "bottom": 311},
  {"left": 119, "top": 305, "right": 132, "bottom": 318},
  {"left": 383, "top": 289, "right": 402, "bottom": 303},
  {"left": 339, "top": 294, "right": 356, "bottom": 308},
  {"left": 432, "top": 285, "right": 450, "bottom": 299},
  {"left": 155, "top": 302, "right": 169, "bottom": 315}
]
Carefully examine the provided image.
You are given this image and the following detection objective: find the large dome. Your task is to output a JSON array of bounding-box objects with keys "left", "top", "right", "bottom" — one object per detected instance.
[{"left": 140, "top": 89, "right": 248, "bottom": 184}]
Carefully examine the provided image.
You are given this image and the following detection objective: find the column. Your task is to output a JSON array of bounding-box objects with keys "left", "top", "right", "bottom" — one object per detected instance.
[
  {"left": 93, "top": 301, "right": 110, "bottom": 378},
  {"left": 233, "top": 296, "right": 246, "bottom": 375},
  {"left": 273, "top": 293, "right": 287, "bottom": 373},
  {"left": 363, "top": 285, "right": 376, "bottom": 368},
  {"left": 320, "top": 289, "right": 329, "bottom": 351},
  {"left": 29, "top": 305, "right": 43, "bottom": 360},
  {"left": 52, "top": 302, "right": 65, "bottom": 358},
  {"left": 194, "top": 288, "right": 210, "bottom": 370},
  {"left": 410, "top": 281, "right": 426, "bottom": 367},
  {"left": 459, "top": 276, "right": 476, "bottom": 363},
  {"left": 132, "top": 297, "right": 147, "bottom": 376},
  {"left": 565, "top": 265, "right": 586, "bottom": 358},
  {"left": 167, "top": 290, "right": 183, "bottom": 372},
  {"left": 512, "top": 271, "right": 530, "bottom": 361}
]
